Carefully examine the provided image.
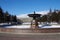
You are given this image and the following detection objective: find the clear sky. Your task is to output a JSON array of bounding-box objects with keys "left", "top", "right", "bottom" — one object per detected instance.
[{"left": 0, "top": 0, "right": 60, "bottom": 15}]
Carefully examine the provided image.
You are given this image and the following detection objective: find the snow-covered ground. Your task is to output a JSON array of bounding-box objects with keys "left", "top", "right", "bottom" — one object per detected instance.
[
  {"left": 5, "top": 25, "right": 30, "bottom": 28},
  {"left": 39, "top": 25, "right": 60, "bottom": 28},
  {"left": 5, "top": 22, "right": 60, "bottom": 28},
  {"left": 5, "top": 24, "right": 60, "bottom": 28},
  {"left": 0, "top": 22, "right": 60, "bottom": 28}
]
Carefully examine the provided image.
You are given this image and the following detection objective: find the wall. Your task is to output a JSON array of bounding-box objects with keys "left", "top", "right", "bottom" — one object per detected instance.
[{"left": 0, "top": 28, "right": 60, "bottom": 33}]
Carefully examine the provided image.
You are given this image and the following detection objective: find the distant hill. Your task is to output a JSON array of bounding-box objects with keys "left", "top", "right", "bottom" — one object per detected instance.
[{"left": 17, "top": 10, "right": 49, "bottom": 22}]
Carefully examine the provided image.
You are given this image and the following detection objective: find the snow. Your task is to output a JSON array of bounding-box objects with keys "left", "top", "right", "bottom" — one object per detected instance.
[
  {"left": 5, "top": 24, "right": 60, "bottom": 28},
  {"left": 0, "top": 22, "right": 60, "bottom": 28},
  {"left": 23, "top": 22, "right": 31, "bottom": 25},
  {"left": 17, "top": 14, "right": 29, "bottom": 18},
  {"left": 5, "top": 22, "right": 60, "bottom": 28},
  {"left": 0, "top": 23, "right": 10, "bottom": 25},
  {"left": 41, "top": 25, "right": 60, "bottom": 28},
  {"left": 5, "top": 25, "right": 30, "bottom": 28}
]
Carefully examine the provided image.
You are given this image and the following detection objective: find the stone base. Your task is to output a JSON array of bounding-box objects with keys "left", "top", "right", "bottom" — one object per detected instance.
[{"left": 0, "top": 28, "right": 60, "bottom": 33}]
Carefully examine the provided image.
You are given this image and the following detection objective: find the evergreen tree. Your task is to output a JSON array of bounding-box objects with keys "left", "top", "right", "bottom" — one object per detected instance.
[
  {"left": 57, "top": 11, "right": 60, "bottom": 23},
  {"left": 0, "top": 7, "right": 4, "bottom": 23},
  {"left": 12, "top": 15, "right": 17, "bottom": 22},
  {"left": 51, "top": 11, "right": 58, "bottom": 22},
  {"left": 4, "top": 11, "right": 11, "bottom": 23},
  {"left": 41, "top": 15, "right": 47, "bottom": 22}
]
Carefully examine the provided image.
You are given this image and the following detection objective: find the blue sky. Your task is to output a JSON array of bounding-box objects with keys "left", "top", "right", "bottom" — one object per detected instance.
[{"left": 0, "top": 0, "right": 60, "bottom": 15}]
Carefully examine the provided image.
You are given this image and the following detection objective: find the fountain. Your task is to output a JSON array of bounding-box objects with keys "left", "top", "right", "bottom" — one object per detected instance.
[{"left": 28, "top": 11, "right": 41, "bottom": 29}]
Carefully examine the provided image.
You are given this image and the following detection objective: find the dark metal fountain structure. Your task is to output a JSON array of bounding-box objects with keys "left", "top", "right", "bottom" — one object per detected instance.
[{"left": 28, "top": 11, "right": 41, "bottom": 29}]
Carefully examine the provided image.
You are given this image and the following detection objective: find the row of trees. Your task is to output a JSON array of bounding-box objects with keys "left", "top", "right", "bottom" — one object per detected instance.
[
  {"left": 37, "top": 9, "right": 60, "bottom": 24},
  {"left": 0, "top": 7, "right": 17, "bottom": 23}
]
